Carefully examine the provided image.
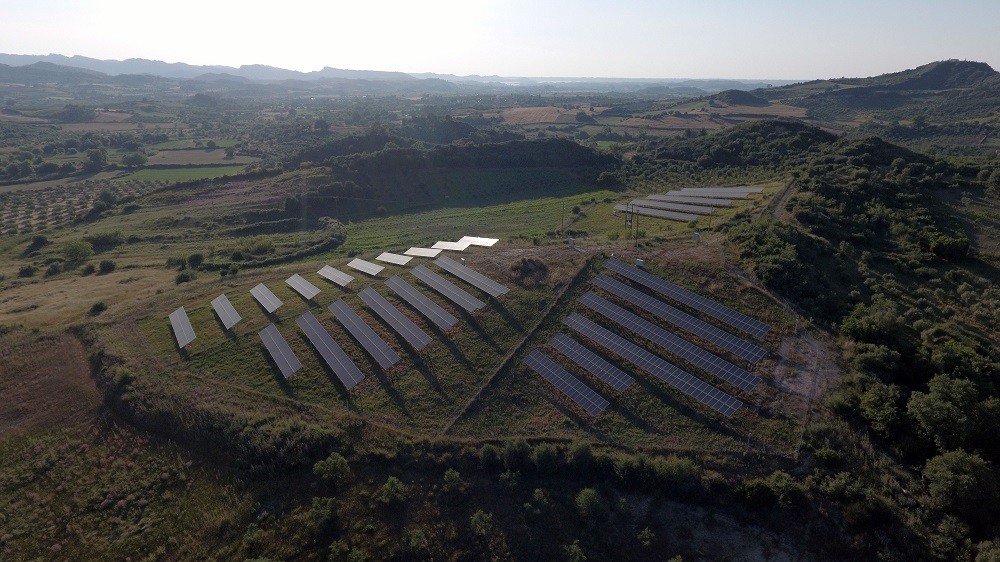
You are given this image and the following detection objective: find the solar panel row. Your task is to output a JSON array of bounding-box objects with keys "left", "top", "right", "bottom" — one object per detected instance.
[
  {"left": 631, "top": 199, "right": 716, "bottom": 215},
  {"left": 549, "top": 333, "right": 634, "bottom": 391},
  {"left": 404, "top": 247, "right": 442, "bottom": 258},
  {"left": 376, "top": 252, "right": 413, "bottom": 266},
  {"left": 434, "top": 256, "right": 510, "bottom": 297},
  {"left": 614, "top": 204, "right": 698, "bottom": 223},
  {"left": 329, "top": 299, "right": 401, "bottom": 370},
  {"left": 250, "top": 283, "right": 283, "bottom": 313},
  {"left": 432, "top": 240, "right": 471, "bottom": 251},
  {"left": 296, "top": 311, "right": 365, "bottom": 389},
  {"left": 359, "top": 287, "right": 432, "bottom": 350},
  {"left": 210, "top": 294, "right": 242, "bottom": 330},
  {"left": 674, "top": 191, "right": 750, "bottom": 199},
  {"left": 564, "top": 313, "right": 742, "bottom": 417},
  {"left": 680, "top": 185, "right": 763, "bottom": 193},
  {"left": 592, "top": 275, "right": 767, "bottom": 363},
  {"left": 411, "top": 265, "right": 485, "bottom": 312},
  {"left": 347, "top": 258, "right": 384, "bottom": 276},
  {"left": 605, "top": 258, "right": 771, "bottom": 338},
  {"left": 524, "top": 349, "right": 609, "bottom": 416},
  {"left": 647, "top": 194, "right": 732, "bottom": 207},
  {"left": 579, "top": 293, "right": 761, "bottom": 392},
  {"left": 259, "top": 323, "right": 301, "bottom": 378},
  {"left": 458, "top": 236, "right": 499, "bottom": 247},
  {"left": 286, "top": 274, "right": 321, "bottom": 300},
  {"left": 169, "top": 306, "right": 196, "bottom": 348},
  {"left": 318, "top": 265, "right": 354, "bottom": 287},
  {"left": 386, "top": 275, "right": 459, "bottom": 330}
]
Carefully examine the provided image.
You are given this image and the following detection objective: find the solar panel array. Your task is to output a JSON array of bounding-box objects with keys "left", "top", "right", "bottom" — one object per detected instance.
[
  {"left": 404, "top": 247, "right": 442, "bottom": 258},
  {"left": 359, "top": 287, "right": 432, "bottom": 350},
  {"left": 631, "top": 199, "right": 716, "bottom": 215},
  {"left": 286, "top": 274, "right": 321, "bottom": 300},
  {"left": 458, "top": 236, "right": 499, "bottom": 247},
  {"left": 647, "top": 194, "right": 732, "bottom": 207},
  {"left": 411, "top": 265, "right": 485, "bottom": 312},
  {"left": 432, "top": 240, "right": 472, "bottom": 251},
  {"left": 676, "top": 190, "right": 750, "bottom": 199},
  {"left": 680, "top": 185, "right": 763, "bottom": 193},
  {"left": 169, "top": 307, "right": 196, "bottom": 348},
  {"left": 347, "top": 258, "right": 384, "bottom": 276},
  {"left": 605, "top": 259, "right": 771, "bottom": 339},
  {"left": 615, "top": 204, "right": 698, "bottom": 223},
  {"left": 564, "top": 313, "right": 742, "bottom": 417},
  {"left": 592, "top": 275, "right": 767, "bottom": 363},
  {"left": 524, "top": 349, "right": 609, "bottom": 416},
  {"left": 318, "top": 265, "right": 354, "bottom": 287},
  {"left": 250, "top": 283, "right": 283, "bottom": 313},
  {"left": 376, "top": 252, "right": 413, "bottom": 266},
  {"left": 386, "top": 275, "right": 459, "bottom": 330},
  {"left": 434, "top": 256, "right": 510, "bottom": 298},
  {"left": 580, "top": 292, "right": 761, "bottom": 391},
  {"left": 296, "top": 311, "right": 365, "bottom": 389},
  {"left": 210, "top": 294, "right": 242, "bottom": 330},
  {"left": 549, "top": 333, "right": 634, "bottom": 391},
  {"left": 329, "top": 299, "right": 400, "bottom": 370},
  {"left": 258, "top": 323, "right": 301, "bottom": 378}
]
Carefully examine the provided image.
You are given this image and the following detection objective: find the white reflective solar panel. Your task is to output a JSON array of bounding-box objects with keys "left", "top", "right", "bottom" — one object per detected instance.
[
  {"left": 605, "top": 258, "right": 771, "bottom": 339},
  {"left": 593, "top": 275, "right": 767, "bottom": 363},
  {"left": 431, "top": 240, "right": 472, "bottom": 251},
  {"left": 386, "top": 276, "right": 459, "bottom": 330},
  {"left": 434, "top": 256, "right": 510, "bottom": 298},
  {"left": 346, "top": 258, "right": 384, "bottom": 276},
  {"left": 375, "top": 252, "right": 413, "bottom": 266},
  {"left": 359, "top": 287, "right": 432, "bottom": 350},
  {"left": 457, "top": 236, "right": 499, "bottom": 247},
  {"left": 404, "top": 247, "right": 442, "bottom": 258},
  {"left": 549, "top": 333, "right": 634, "bottom": 392},
  {"left": 286, "top": 274, "right": 321, "bottom": 300},
  {"left": 615, "top": 204, "right": 698, "bottom": 223},
  {"left": 411, "top": 264, "right": 485, "bottom": 312},
  {"left": 169, "top": 306, "right": 196, "bottom": 348},
  {"left": 210, "top": 294, "right": 242, "bottom": 330},
  {"left": 259, "top": 323, "right": 301, "bottom": 378},
  {"left": 647, "top": 194, "right": 733, "bottom": 207},
  {"left": 318, "top": 265, "right": 354, "bottom": 287},
  {"left": 580, "top": 292, "right": 761, "bottom": 392},
  {"left": 525, "top": 349, "right": 609, "bottom": 416},
  {"left": 680, "top": 185, "right": 763, "bottom": 193},
  {"left": 564, "top": 313, "right": 742, "bottom": 417},
  {"left": 296, "top": 311, "right": 365, "bottom": 389},
  {"left": 250, "top": 283, "right": 283, "bottom": 313},
  {"left": 631, "top": 199, "right": 715, "bottom": 215},
  {"left": 673, "top": 191, "right": 751, "bottom": 199},
  {"left": 329, "top": 299, "right": 400, "bottom": 370}
]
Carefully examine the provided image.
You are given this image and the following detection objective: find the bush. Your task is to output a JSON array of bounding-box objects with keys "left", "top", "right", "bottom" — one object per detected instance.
[
  {"left": 313, "top": 452, "right": 351, "bottom": 488},
  {"left": 376, "top": 476, "right": 408, "bottom": 504},
  {"left": 89, "top": 302, "right": 108, "bottom": 316},
  {"left": 176, "top": 271, "right": 195, "bottom": 284},
  {"left": 442, "top": 468, "right": 468, "bottom": 494},
  {"left": 469, "top": 509, "right": 493, "bottom": 537},
  {"left": 98, "top": 260, "right": 116, "bottom": 274},
  {"left": 187, "top": 253, "right": 204, "bottom": 268},
  {"left": 576, "top": 488, "right": 603, "bottom": 519},
  {"left": 62, "top": 239, "right": 94, "bottom": 263},
  {"left": 567, "top": 442, "right": 593, "bottom": 472},
  {"left": 18, "top": 265, "right": 38, "bottom": 278},
  {"left": 503, "top": 438, "right": 531, "bottom": 471},
  {"left": 531, "top": 443, "right": 559, "bottom": 474},
  {"left": 81, "top": 263, "right": 96, "bottom": 276},
  {"left": 45, "top": 262, "right": 63, "bottom": 277}
]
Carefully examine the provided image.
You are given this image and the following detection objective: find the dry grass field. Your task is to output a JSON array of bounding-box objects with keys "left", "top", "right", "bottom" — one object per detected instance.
[{"left": 145, "top": 149, "right": 257, "bottom": 166}]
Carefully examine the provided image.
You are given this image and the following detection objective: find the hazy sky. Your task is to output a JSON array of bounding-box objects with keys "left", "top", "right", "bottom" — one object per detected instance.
[{"left": 3, "top": 0, "right": 999, "bottom": 79}]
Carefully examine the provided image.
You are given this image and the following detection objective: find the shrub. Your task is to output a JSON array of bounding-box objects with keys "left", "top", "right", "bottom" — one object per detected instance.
[
  {"left": 567, "top": 442, "right": 593, "bottom": 472},
  {"left": 98, "top": 260, "right": 116, "bottom": 274},
  {"left": 313, "top": 452, "right": 351, "bottom": 488},
  {"left": 502, "top": 439, "right": 531, "bottom": 471},
  {"left": 176, "top": 271, "right": 195, "bottom": 284},
  {"left": 531, "top": 443, "right": 559, "bottom": 474},
  {"left": 81, "top": 263, "right": 96, "bottom": 276},
  {"left": 576, "top": 487, "right": 603, "bottom": 519},
  {"left": 62, "top": 239, "right": 94, "bottom": 263},
  {"left": 18, "top": 265, "right": 38, "bottom": 278},
  {"left": 442, "top": 468, "right": 468, "bottom": 494},
  {"left": 376, "top": 476, "right": 408, "bottom": 504},
  {"left": 478, "top": 443, "right": 502, "bottom": 471},
  {"left": 469, "top": 509, "right": 493, "bottom": 537},
  {"left": 187, "top": 253, "right": 204, "bottom": 268},
  {"left": 89, "top": 302, "right": 108, "bottom": 316},
  {"left": 45, "top": 262, "right": 63, "bottom": 277}
]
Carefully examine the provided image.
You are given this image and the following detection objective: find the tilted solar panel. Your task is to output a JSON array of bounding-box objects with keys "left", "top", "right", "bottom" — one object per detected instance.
[
  {"left": 359, "top": 287, "right": 432, "bottom": 350},
  {"left": 434, "top": 256, "right": 509, "bottom": 298},
  {"left": 250, "top": 283, "right": 283, "bottom": 313},
  {"left": 210, "top": 294, "right": 242, "bottom": 330},
  {"left": 385, "top": 276, "right": 459, "bottom": 330},
  {"left": 286, "top": 274, "right": 321, "bottom": 300},
  {"left": 329, "top": 299, "right": 400, "bottom": 370},
  {"left": 347, "top": 258, "right": 384, "bottom": 276},
  {"left": 258, "top": 323, "right": 301, "bottom": 378},
  {"left": 631, "top": 199, "right": 716, "bottom": 215},
  {"left": 318, "top": 265, "right": 354, "bottom": 287},
  {"left": 376, "top": 252, "right": 413, "bottom": 266},
  {"left": 404, "top": 247, "right": 442, "bottom": 258},
  {"left": 647, "top": 194, "right": 733, "bottom": 207},
  {"left": 169, "top": 306, "right": 196, "bottom": 348},
  {"left": 411, "top": 265, "right": 485, "bottom": 312},
  {"left": 614, "top": 204, "right": 698, "bottom": 223},
  {"left": 296, "top": 311, "right": 365, "bottom": 389},
  {"left": 524, "top": 349, "right": 609, "bottom": 416},
  {"left": 549, "top": 333, "right": 634, "bottom": 391}
]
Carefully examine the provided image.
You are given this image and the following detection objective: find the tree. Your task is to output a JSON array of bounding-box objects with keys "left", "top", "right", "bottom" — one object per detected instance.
[
  {"left": 63, "top": 239, "right": 94, "bottom": 263},
  {"left": 376, "top": 476, "right": 408, "bottom": 504},
  {"left": 313, "top": 452, "right": 351, "bottom": 488},
  {"left": 469, "top": 509, "right": 493, "bottom": 537},
  {"left": 442, "top": 468, "right": 468, "bottom": 494},
  {"left": 576, "top": 488, "right": 602, "bottom": 519},
  {"left": 121, "top": 152, "right": 147, "bottom": 167},
  {"left": 562, "top": 540, "right": 586, "bottom": 562},
  {"left": 83, "top": 148, "right": 108, "bottom": 172},
  {"left": 908, "top": 375, "right": 978, "bottom": 450},
  {"left": 923, "top": 450, "right": 992, "bottom": 514},
  {"left": 860, "top": 382, "right": 902, "bottom": 437},
  {"left": 224, "top": 146, "right": 236, "bottom": 159},
  {"left": 187, "top": 253, "right": 204, "bottom": 268}
]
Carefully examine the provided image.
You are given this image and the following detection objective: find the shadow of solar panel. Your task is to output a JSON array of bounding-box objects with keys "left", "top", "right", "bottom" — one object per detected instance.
[
  {"left": 593, "top": 275, "right": 767, "bottom": 363},
  {"left": 605, "top": 259, "right": 771, "bottom": 339},
  {"left": 359, "top": 287, "right": 432, "bottom": 350},
  {"left": 614, "top": 204, "right": 698, "bottom": 223},
  {"left": 411, "top": 265, "right": 485, "bottom": 312},
  {"left": 296, "top": 311, "right": 365, "bottom": 389},
  {"left": 329, "top": 299, "right": 400, "bottom": 370},
  {"left": 580, "top": 292, "right": 760, "bottom": 392},
  {"left": 210, "top": 294, "right": 242, "bottom": 330},
  {"left": 549, "top": 333, "right": 634, "bottom": 391},
  {"left": 434, "top": 256, "right": 509, "bottom": 297},
  {"left": 286, "top": 274, "right": 321, "bottom": 300},
  {"left": 259, "top": 323, "right": 301, "bottom": 378},
  {"left": 564, "top": 313, "right": 742, "bottom": 417},
  {"left": 386, "top": 276, "right": 459, "bottom": 330},
  {"left": 250, "top": 283, "right": 283, "bottom": 313},
  {"left": 168, "top": 306, "right": 196, "bottom": 348},
  {"left": 525, "top": 349, "right": 609, "bottom": 416}
]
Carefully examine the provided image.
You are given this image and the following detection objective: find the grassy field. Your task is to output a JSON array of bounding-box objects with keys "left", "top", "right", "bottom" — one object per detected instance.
[
  {"left": 145, "top": 149, "right": 257, "bottom": 166},
  {"left": 121, "top": 165, "right": 248, "bottom": 182},
  {"left": 147, "top": 139, "right": 240, "bottom": 150}
]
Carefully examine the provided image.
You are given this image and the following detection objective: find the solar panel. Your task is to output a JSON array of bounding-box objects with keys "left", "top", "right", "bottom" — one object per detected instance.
[
  {"left": 524, "top": 349, "right": 609, "bottom": 416},
  {"left": 647, "top": 194, "right": 733, "bottom": 207},
  {"left": 404, "top": 247, "right": 442, "bottom": 258},
  {"left": 673, "top": 191, "right": 751, "bottom": 199},
  {"left": 296, "top": 311, "right": 365, "bottom": 389},
  {"left": 434, "top": 256, "right": 510, "bottom": 298},
  {"left": 632, "top": 199, "right": 715, "bottom": 215},
  {"left": 210, "top": 294, "right": 242, "bottom": 330},
  {"left": 549, "top": 333, "right": 634, "bottom": 391},
  {"left": 605, "top": 258, "right": 771, "bottom": 339},
  {"left": 458, "top": 236, "right": 499, "bottom": 247},
  {"left": 250, "top": 283, "right": 283, "bottom": 313},
  {"left": 593, "top": 275, "right": 767, "bottom": 363},
  {"left": 411, "top": 265, "right": 485, "bottom": 312},
  {"left": 680, "top": 185, "right": 763, "bottom": 193},
  {"left": 385, "top": 276, "right": 459, "bottom": 330},
  {"left": 329, "top": 299, "right": 400, "bottom": 370},
  {"left": 359, "top": 287, "right": 432, "bottom": 350},
  {"left": 168, "top": 306, "right": 196, "bottom": 348},
  {"left": 579, "top": 292, "right": 761, "bottom": 392},
  {"left": 347, "top": 258, "right": 384, "bottom": 276},
  {"left": 318, "top": 265, "right": 354, "bottom": 287},
  {"left": 375, "top": 252, "right": 413, "bottom": 266},
  {"left": 564, "top": 313, "right": 742, "bottom": 417},
  {"left": 286, "top": 274, "right": 321, "bottom": 300},
  {"left": 615, "top": 204, "right": 698, "bottom": 223},
  {"left": 258, "top": 323, "right": 301, "bottom": 378},
  {"left": 431, "top": 240, "right": 472, "bottom": 251}
]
